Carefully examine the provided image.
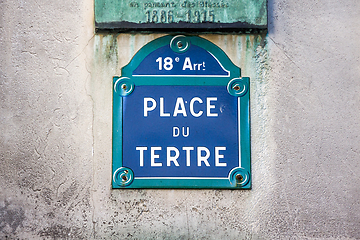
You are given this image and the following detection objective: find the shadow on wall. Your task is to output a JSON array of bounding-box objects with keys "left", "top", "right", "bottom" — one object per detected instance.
[{"left": 0, "top": 201, "right": 25, "bottom": 236}]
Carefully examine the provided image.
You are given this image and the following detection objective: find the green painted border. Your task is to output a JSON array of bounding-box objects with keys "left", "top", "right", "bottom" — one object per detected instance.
[{"left": 112, "top": 35, "right": 251, "bottom": 189}]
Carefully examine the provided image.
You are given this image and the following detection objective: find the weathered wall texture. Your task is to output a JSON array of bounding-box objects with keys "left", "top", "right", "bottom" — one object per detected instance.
[{"left": 1, "top": 0, "right": 360, "bottom": 239}]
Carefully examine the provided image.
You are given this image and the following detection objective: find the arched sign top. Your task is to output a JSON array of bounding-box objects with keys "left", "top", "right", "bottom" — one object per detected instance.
[
  {"left": 121, "top": 35, "right": 241, "bottom": 85},
  {"left": 112, "top": 35, "right": 251, "bottom": 189},
  {"left": 132, "top": 44, "right": 230, "bottom": 77}
]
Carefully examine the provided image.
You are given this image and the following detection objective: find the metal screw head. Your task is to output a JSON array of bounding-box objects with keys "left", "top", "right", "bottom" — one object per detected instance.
[
  {"left": 235, "top": 174, "right": 243, "bottom": 182},
  {"left": 121, "top": 84, "right": 127, "bottom": 90},
  {"left": 122, "top": 175, "right": 128, "bottom": 181},
  {"left": 177, "top": 41, "right": 183, "bottom": 48},
  {"left": 233, "top": 85, "right": 240, "bottom": 91}
]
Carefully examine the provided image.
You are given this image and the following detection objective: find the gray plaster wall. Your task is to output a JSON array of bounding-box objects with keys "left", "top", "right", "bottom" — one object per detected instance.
[{"left": 1, "top": 0, "right": 360, "bottom": 239}]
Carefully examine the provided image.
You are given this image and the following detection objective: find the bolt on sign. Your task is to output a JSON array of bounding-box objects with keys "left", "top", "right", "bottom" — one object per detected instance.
[
  {"left": 95, "top": 0, "right": 267, "bottom": 32},
  {"left": 112, "top": 35, "right": 251, "bottom": 189}
]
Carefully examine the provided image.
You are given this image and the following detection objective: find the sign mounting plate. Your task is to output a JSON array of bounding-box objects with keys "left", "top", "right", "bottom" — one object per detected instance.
[{"left": 112, "top": 35, "right": 251, "bottom": 189}]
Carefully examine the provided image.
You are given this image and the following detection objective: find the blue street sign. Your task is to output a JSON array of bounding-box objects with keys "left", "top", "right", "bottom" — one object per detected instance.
[{"left": 113, "top": 35, "right": 251, "bottom": 189}]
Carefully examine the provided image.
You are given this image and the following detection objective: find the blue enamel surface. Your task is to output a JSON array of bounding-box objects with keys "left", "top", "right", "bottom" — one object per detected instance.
[
  {"left": 122, "top": 85, "right": 238, "bottom": 178},
  {"left": 112, "top": 35, "right": 251, "bottom": 189}
]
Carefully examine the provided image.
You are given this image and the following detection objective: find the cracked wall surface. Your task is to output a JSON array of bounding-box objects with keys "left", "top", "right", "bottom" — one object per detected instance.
[
  {"left": 0, "top": 0, "right": 94, "bottom": 238},
  {"left": 1, "top": 0, "right": 360, "bottom": 239}
]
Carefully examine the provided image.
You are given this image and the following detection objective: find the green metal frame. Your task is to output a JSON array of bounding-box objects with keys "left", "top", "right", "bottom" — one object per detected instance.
[{"left": 112, "top": 35, "right": 251, "bottom": 189}]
